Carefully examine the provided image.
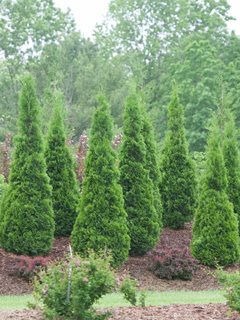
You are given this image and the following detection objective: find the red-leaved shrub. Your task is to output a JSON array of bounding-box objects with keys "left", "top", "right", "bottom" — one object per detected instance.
[
  {"left": 13, "top": 256, "right": 49, "bottom": 280},
  {"left": 149, "top": 247, "right": 197, "bottom": 280}
]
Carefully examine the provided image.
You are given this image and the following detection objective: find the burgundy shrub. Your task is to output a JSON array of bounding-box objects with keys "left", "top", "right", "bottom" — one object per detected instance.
[{"left": 149, "top": 246, "right": 197, "bottom": 280}]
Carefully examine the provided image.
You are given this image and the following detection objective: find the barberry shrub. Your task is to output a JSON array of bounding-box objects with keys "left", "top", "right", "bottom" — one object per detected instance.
[
  {"left": 33, "top": 253, "right": 115, "bottom": 320},
  {"left": 160, "top": 88, "right": 197, "bottom": 229},
  {"left": 12, "top": 255, "right": 49, "bottom": 280},
  {"left": 0, "top": 75, "right": 54, "bottom": 256},
  {"left": 71, "top": 96, "right": 130, "bottom": 267},
  {"left": 45, "top": 100, "right": 79, "bottom": 236},
  {"left": 119, "top": 93, "right": 160, "bottom": 256},
  {"left": 191, "top": 117, "right": 239, "bottom": 266},
  {"left": 150, "top": 247, "right": 197, "bottom": 280}
]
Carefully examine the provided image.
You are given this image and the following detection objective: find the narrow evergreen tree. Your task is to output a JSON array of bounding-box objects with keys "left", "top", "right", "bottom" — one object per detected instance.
[
  {"left": 141, "top": 105, "right": 163, "bottom": 229},
  {"left": 119, "top": 94, "right": 160, "bottom": 256},
  {"left": 160, "top": 88, "right": 197, "bottom": 229},
  {"left": 0, "top": 76, "right": 54, "bottom": 256},
  {"left": 71, "top": 96, "right": 130, "bottom": 267},
  {"left": 45, "top": 100, "right": 80, "bottom": 236},
  {"left": 191, "top": 117, "right": 239, "bottom": 266},
  {"left": 223, "top": 111, "right": 240, "bottom": 233}
]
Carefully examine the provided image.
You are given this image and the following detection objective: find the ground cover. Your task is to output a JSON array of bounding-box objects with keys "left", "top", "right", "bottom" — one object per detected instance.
[{"left": 0, "top": 223, "right": 239, "bottom": 319}]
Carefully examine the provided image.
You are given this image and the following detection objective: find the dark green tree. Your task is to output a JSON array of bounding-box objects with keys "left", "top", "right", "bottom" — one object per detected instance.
[
  {"left": 141, "top": 104, "right": 162, "bottom": 228},
  {"left": 222, "top": 111, "right": 240, "bottom": 233},
  {"left": 160, "top": 88, "right": 197, "bottom": 229},
  {"left": 191, "top": 117, "right": 239, "bottom": 266},
  {"left": 0, "top": 75, "right": 54, "bottom": 256},
  {"left": 71, "top": 96, "right": 130, "bottom": 267},
  {"left": 45, "top": 99, "right": 79, "bottom": 236},
  {"left": 119, "top": 93, "right": 160, "bottom": 256}
]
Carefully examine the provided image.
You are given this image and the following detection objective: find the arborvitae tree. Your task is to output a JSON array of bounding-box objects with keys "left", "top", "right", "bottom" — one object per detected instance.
[
  {"left": 191, "top": 117, "right": 239, "bottom": 266},
  {"left": 45, "top": 101, "right": 79, "bottom": 236},
  {"left": 223, "top": 111, "right": 240, "bottom": 233},
  {"left": 0, "top": 76, "right": 54, "bottom": 256},
  {"left": 71, "top": 96, "right": 130, "bottom": 267},
  {"left": 119, "top": 94, "right": 160, "bottom": 256},
  {"left": 141, "top": 105, "right": 163, "bottom": 229},
  {"left": 160, "top": 88, "right": 197, "bottom": 229}
]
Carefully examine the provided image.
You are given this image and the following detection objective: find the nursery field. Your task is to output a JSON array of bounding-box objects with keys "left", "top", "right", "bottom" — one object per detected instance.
[{"left": 0, "top": 223, "right": 239, "bottom": 320}]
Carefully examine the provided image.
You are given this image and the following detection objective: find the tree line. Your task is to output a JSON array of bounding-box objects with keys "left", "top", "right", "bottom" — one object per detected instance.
[
  {"left": 0, "top": 74, "right": 240, "bottom": 268},
  {"left": 0, "top": 0, "right": 240, "bottom": 152}
]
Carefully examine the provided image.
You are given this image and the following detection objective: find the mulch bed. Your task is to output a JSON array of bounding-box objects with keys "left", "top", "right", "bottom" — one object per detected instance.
[
  {"left": 0, "top": 237, "right": 70, "bottom": 295},
  {"left": 0, "top": 304, "right": 240, "bottom": 320},
  {"left": 1, "top": 223, "right": 240, "bottom": 319}
]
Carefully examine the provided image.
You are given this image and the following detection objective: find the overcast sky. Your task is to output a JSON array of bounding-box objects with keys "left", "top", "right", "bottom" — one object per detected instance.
[{"left": 54, "top": 0, "right": 240, "bottom": 38}]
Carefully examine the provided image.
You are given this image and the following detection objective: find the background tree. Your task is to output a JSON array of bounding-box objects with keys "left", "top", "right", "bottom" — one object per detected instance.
[
  {"left": 45, "top": 98, "right": 79, "bottom": 236},
  {"left": 119, "top": 93, "right": 160, "bottom": 256},
  {"left": 141, "top": 104, "right": 162, "bottom": 227},
  {"left": 71, "top": 96, "right": 130, "bottom": 267},
  {"left": 0, "top": 0, "right": 74, "bottom": 139},
  {"left": 96, "top": 0, "right": 234, "bottom": 151},
  {"left": 160, "top": 88, "right": 197, "bottom": 229},
  {"left": 0, "top": 75, "right": 54, "bottom": 256},
  {"left": 191, "top": 117, "right": 239, "bottom": 266}
]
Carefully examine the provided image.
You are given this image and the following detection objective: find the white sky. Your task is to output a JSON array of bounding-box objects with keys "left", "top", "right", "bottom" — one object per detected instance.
[{"left": 54, "top": 0, "right": 240, "bottom": 38}]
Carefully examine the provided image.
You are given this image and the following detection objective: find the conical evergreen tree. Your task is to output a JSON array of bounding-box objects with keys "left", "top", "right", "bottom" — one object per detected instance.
[
  {"left": 119, "top": 94, "right": 160, "bottom": 256},
  {"left": 45, "top": 100, "right": 80, "bottom": 236},
  {"left": 191, "top": 117, "right": 239, "bottom": 266},
  {"left": 141, "top": 105, "right": 163, "bottom": 229},
  {"left": 223, "top": 111, "right": 240, "bottom": 233},
  {"left": 0, "top": 75, "right": 54, "bottom": 256},
  {"left": 71, "top": 96, "right": 130, "bottom": 267},
  {"left": 160, "top": 88, "right": 197, "bottom": 229}
]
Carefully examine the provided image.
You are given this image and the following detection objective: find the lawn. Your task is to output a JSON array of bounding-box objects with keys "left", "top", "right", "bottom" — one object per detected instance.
[{"left": 0, "top": 290, "right": 226, "bottom": 311}]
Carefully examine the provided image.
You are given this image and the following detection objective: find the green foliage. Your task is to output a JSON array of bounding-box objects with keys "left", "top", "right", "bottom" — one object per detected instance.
[
  {"left": 191, "top": 117, "right": 239, "bottom": 266},
  {"left": 141, "top": 105, "right": 163, "bottom": 228},
  {"left": 0, "top": 0, "right": 75, "bottom": 136},
  {"left": 217, "top": 269, "right": 240, "bottom": 312},
  {"left": 31, "top": 34, "right": 130, "bottom": 140},
  {"left": 0, "top": 175, "right": 6, "bottom": 203},
  {"left": 160, "top": 89, "right": 197, "bottom": 229},
  {"left": 45, "top": 99, "right": 79, "bottom": 236},
  {"left": 120, "top": 278, "right": 146, "bottom": 307},
  {"left": 33, "top": 253, "right": 115, "bottom": 320},
  {"left": 119, "top": 93, "right": 160, "bottom": 256},
  {"left": 0, "top": 75, "right": 54, "bottom": 256},
  {"left": 71, "top": 96, "right": 130, "bottom": 267},
  {"left": 97, "top": 0, "right": 232, "bottom": 151},
  {"left": 222, "top": 111, "right": 240, "bottom": 233}
]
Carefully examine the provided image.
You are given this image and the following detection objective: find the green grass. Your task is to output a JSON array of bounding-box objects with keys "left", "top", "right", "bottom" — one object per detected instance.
[
  {"left": 0, "top": 290, "right": 226, "bottom": 311},
  {"left": 0, "top": 295, "right": 34, "bottom": 310},
  {"left": 97, "top": 290, "right": 225, "bottom": 307}
]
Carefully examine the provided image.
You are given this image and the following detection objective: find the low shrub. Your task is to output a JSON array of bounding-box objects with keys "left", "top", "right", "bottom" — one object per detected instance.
[
  {"left": 33, "top": 252, "right": 115, "bottom": 320},
  {"left": 16, "top": 255, "right": 49, "bottom": 280},
  {"left": 149, "top": 247, "right": 197, "bottom": 280},
  {"left": 120, "top": 277, "right": 146, "bottom": 307},
  {"left": 217, "top": 269, "right": 240, "bottom": 312}
]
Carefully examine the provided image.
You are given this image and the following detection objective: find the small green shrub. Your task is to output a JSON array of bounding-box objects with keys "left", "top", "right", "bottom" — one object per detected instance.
[
  {"left": 120, "top": 277, "right": 146, "bottom": 307},
  {"left": 217, "top": 269, "right": 240, "bottom": 312},
  {"left": 33, "top": 253, "right": 115, "bottom": 320}
]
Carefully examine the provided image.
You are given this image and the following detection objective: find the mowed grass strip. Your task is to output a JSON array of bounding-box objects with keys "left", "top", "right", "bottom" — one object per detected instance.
[{"left": 0, "top": 290, "right": 226, "bottom": 310}]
